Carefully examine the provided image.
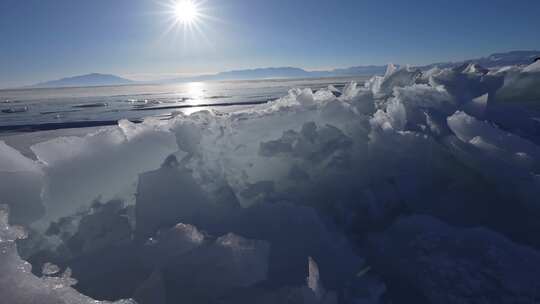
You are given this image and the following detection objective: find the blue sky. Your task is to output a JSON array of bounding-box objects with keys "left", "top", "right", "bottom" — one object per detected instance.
[{"left": 1, "top": 0, "right": 540, "bottom": 88}]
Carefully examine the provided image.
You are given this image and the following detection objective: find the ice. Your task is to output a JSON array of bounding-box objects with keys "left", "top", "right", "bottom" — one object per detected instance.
[
  {"left": 462, "top": 92, "right": 488, "bottom": 118},
  {"left": 0, "top": 206, "right": 28, "bottom": 242},
  {"left": 523, "top": 60, "right": 540, "bottom": 73},
  {"left": 327, "top": 85, "right": 342, "bottom": 98},
  {"left": 160, "top": 232, "right": 270, "bottom": 303},
  {"left": 65, "top": 199, "right": 132, "bottom": 255},
  {"left": 42, "top": 262, "right": 61, "bottom": 276},
  {"left": 211, "top": 256, "right": 341, "bottom": 304},
  {"left": 134, "top": 157, "right": 363, "bottom": 287},
  {"left": 2, "top": 59, "right": 540, "bottom": 303},
  {"left": 134, "top": 155, "right": 218, "bottom": 241},
  {"left": 369, "top": 215, "right": 540, "bottom": 303},
  {"left": 370, "top": 98, "right": 407, "bottom": 132},
  {"left": 0, "top": 205, "right": 134, "bottom": 304},
  {"left": 448, "top": 111, "right": 540, "bottom": 167},
  {"left": 0, "top": 141, "right": 44, "bottom": 225},
  {"left": 0, "top": 141, "right": 40, "bottom": 173},
  {"left": 214, "top": 233, "right": 270, "bottom": 286},
  {"left": 303, "top": 257, "right": 337, "bottom": 304},
  {"left": 494, "top": 61, "right": 540, "bottom": 104},
  {"left": 306, "top": 257, "right": 325, "bottom": 300},
  {"left": 259, "top": 122, "right": 353, "bottom": 163},
  {"left": 341, "top": 82, "right": 376, "bottom": 115},
  {"left": 133, "top": 271, "right": 166, "bottom": 304},
  {"left": 427, "top": 63, "right": 504, "bottom": 105},
  {"left": 31, "top": 119, "right": 178, "bottom": 222},
  {"left": 462, "top": 62, "right": 489, "bottom": 75},
  {"left": 393, "top": 84, "right": 454, "bottom": 111},
  {"left": 140, "top": 222, "right": 205, "bottom": 269},
  {"left": 367, "top": 64, "right": 421, "bottom": 96}
]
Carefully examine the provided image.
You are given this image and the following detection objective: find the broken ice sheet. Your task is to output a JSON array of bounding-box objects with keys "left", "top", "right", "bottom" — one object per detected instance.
[{"left": 1, "top": 60, "right": 540, "bottom": 303}]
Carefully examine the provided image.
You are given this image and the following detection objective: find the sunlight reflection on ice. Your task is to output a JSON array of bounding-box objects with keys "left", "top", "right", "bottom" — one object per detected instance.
[{"left": 185, "top": 82, "right": 206, "bottom": 101}]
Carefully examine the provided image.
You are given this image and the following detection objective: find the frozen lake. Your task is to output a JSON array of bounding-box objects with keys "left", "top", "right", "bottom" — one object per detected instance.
[{"left": 0, "top": 77, "right": 369, "bottom": 133}]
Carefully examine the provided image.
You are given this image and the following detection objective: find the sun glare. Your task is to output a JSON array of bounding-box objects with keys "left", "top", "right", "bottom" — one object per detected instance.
[
  {"left": 174, "top": 1, "right": 200, "bottom": 24},
  {"left": 161, "top": 0, "right": 212, "bottom": 45}
]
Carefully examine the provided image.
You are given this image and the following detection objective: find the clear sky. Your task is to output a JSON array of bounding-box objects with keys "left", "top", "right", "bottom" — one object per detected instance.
[{"left": 1, "top": 0, "right": 540, "bottom": 88}]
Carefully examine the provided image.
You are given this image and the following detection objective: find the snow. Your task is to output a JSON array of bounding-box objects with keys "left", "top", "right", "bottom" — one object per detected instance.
[{"left": 1, "top": 61, "right": 540, "bottom": 303}]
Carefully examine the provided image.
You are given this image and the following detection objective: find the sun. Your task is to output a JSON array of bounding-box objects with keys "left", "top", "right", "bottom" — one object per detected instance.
[
  {"left": 174, "top": 1, "right": 200, "bottom": 24},
  {"left": 161, "top": 0, "right": 211, "bottom": 41}
]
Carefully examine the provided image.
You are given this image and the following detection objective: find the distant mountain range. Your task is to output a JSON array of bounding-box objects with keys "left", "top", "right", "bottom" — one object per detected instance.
[
  {"left": 31, "top": 67, "right": 389, "bottom": 88},
  {"left": 422, "top": 50, "right": 540, "bottom": 70},
  {"left": 165, "top": 65, "right": 389, "bottom": 84},
  {"left": 32, "top": 73, "right": 134, "bottom": 88},
  {"left": 30, "top": 50, "right": 540, "bottom": 88}
]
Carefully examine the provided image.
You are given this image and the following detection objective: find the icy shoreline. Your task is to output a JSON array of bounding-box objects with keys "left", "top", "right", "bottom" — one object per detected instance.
[{"left": 1, "top": 60, "right": 540, "bottom": 303}]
